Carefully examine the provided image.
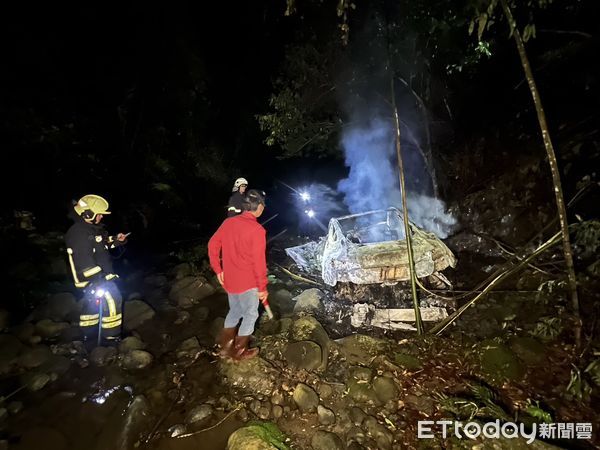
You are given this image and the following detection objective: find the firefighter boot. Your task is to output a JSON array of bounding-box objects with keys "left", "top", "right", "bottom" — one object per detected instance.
[
  {"left": 217, "top": 327, "right": 237, "bottom": 358},
  {"left": 232, "top": 335, "right": 259, "bottom": 361}
]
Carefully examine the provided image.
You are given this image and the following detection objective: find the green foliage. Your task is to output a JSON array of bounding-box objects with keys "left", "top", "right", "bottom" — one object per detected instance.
[
  {"left": 524, "top": 399, "right": 552, "bottom": 423},
  {"left": 436, "top": 383, "right": 511, "bottom": 422},
  {"left": 566, "top": 365, "right": 592, "bottom": 402},
  {"left": 584, "top": 359, "right": 600, "bottom": 388},
  {"left": 529, "top": 316, "right": 562, "bottom": 341},
  {"left": 573, "top": 220, "right": 600, "bottom": 260},
  {"left": 245, "top": 421, "right": 290, "bottom": 450}
]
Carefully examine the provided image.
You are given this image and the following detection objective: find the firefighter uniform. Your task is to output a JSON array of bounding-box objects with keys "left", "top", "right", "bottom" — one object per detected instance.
[{"left": 65, "top": 195, "right": 125, "bottom": 340}]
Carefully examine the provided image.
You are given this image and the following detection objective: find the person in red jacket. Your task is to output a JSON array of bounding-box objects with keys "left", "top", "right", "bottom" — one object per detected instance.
[{"left": 208, "top": 189, "right": 268, "bottom": 360}]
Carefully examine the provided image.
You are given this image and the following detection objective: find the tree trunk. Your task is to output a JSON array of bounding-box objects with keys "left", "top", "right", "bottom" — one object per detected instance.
[{"left": 499, "top": 0, "right": 581, "bottom": 347}]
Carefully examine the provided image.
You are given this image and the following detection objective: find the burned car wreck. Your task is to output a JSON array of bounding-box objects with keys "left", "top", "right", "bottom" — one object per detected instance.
[{"left": 285, "top": 208, "right": 457, "bottom": 330}]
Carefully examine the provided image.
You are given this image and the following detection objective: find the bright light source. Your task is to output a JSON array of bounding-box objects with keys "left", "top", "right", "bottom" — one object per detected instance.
[
  {"left": 300, "top": 191, "right": 311, "bottom": 202},
  {"left": 306, "top": 209, "right": 315, "bottom": 218},
  {"left": 95, "top": 289, "right": 105, "bottom": 298}
]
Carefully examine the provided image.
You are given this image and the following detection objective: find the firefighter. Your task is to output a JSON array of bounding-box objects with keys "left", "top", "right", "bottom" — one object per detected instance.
[
  {"left": 65, "top": 195, "right": 127, "bottom": 343},
  {"left": 227, "top": 177, "right": 248, "bottom": 217}
]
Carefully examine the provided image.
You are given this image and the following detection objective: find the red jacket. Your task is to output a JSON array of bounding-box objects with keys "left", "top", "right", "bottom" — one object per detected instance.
[{"left": 208, "top": 212, "right": 268, "bottom": 294}]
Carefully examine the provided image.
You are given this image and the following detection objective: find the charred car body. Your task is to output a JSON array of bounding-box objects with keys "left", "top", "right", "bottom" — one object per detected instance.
[{"left": 285, "top": 208, "right": 457, "bottom": 329}]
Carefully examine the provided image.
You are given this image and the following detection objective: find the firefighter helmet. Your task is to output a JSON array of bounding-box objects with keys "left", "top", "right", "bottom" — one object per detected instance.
[
  {"left": 232, "top": 177, "right": 249, "bottom": 192},
  {"left": 74, "top": 194, "right": 111, "bottom": 220}
]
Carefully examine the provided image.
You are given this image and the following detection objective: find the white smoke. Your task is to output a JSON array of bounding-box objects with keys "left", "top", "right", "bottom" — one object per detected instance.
[{"left": 337, "top": 117, "right": 456, "bottom": 239}]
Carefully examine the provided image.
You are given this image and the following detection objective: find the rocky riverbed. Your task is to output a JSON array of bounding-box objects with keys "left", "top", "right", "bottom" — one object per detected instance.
[{"left": 1, "top": 253, "right": 599, "bottom": 450}]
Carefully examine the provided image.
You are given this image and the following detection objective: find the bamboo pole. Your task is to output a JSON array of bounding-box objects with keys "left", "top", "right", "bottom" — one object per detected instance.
[
  {"left": 499, "top": 0, "right": 581, "bottom": 348},
  {"left": 390, "top": 77, "right": 424, "bottom": 334}
]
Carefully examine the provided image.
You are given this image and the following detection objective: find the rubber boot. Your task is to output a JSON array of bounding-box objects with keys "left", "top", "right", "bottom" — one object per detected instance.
[
  {"left": 232, "top": 335, "right": 259, "bottom": 361},
  {"left": 217, "top": 327, "right": 237, "bottom": 358}
]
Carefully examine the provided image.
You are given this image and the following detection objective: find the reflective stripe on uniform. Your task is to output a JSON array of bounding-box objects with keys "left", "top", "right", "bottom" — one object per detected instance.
[
  {"left": 67, "top": 248, "right": 89, "bottom": 288},
  {"left": 83, "top": 266, "right": 102, "bottom": 278},
  {"left": 101, "top": 314, "right": 122, "bottom": 329},
  {"left": 104, "top": 291, "right": 117, "bottom": 317},
  {"left": 79, "top": 312, "right": 100, "bottom": 327}
]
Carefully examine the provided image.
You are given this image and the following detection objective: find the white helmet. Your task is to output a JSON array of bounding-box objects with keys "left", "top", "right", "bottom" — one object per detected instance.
[{"left": 233, "top": 177, "right": 248, "bottom": 192}]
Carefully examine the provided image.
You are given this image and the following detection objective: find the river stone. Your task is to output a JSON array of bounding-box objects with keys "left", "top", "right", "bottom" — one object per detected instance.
[
  {"left": 292, "top": 288, "right": 324, "bottom": 313},
  {"left": 18, "top": 345, "right": 53, "bottom": 369},
  {"left": 227, "top": 426, "right": 278, "bottom": 450},
  {"left": 478, "top": 339, "right": 525, "bottom": 382},
  {"left": 169, "top": 276, "right": 215, "bottom": 306},
  {"left": 317, "top": 404, "right": 336, "bottom": 425},
  {"left": 118, "top": 336, "right": 146, "bottom": 353},
  {"left": 170, "top": 263, "right": 192, "bottom": 280},
  {"left": 176, "top": 336, "right": 201, "bottom": 359},
  {"left": 311, "top": 430, "right": 344, "bottom": 450},
  {"left": 175, "top": 310, "right": 191, "bottom": 324},
  {"left": 335, "top": 334, "right": 389, "bottom": 365},
  {"left": 7, "top": 401, "right": 23, "bottom": 415},
  {"left": 509, "top": 336, "right": 546, "bottom": 365},
  {"left": 123, "top": 300, "right": 155, "bottom": 331},
  {"left": 351, "top": 366, "right": 373, "bottom": 382},
  {"left": 373, "top": 377, "right": 399, "bottom": 403},
  {"left": 393, "top": 353, "right": 422, "bottom": 370},
  {"left": 270, "top": 289, "right": 294, "bottom": 315},
  {"left": 284, "top": 341, "right": 322, "bottom": 371},
  {"left": 292, "top": 383, "right": 319, "bottom": 413},
  {"left": 289, "top": 316, "right": 329, "bottom": 370},
  {"left": 209, "top": 318, "right": 226, "bottom": 338},
  {"left": 404, "top": 394, "right": 436, "bottom": 416},
  {"left": 90, "top": 346, "right": 118, "bottom": 367},
  {"left": 46, "top": 292, "right": 80, "bottom": 321},
  {"left": 185, "top": 404, "right": 213, "bottom": 425},
  {"left": 349, "top": 406, "right": 367, "bottom": 426},
  {"left": 363, "top": 416, "right": 394, "bottom": 450},
  {"left": 220, "top": 357, "right": 278, "bottom": 395},
  {"left": 13, "top": 323, "right": 36, "bottom": 344},
  {"left": 0, "top": 334, "right": 24, "bottom": 362},
  {"left": 194, "top": 306, "right": 210, "bottom": 321},
  {"left": 35, "top": 319, "right": 70, "bottom": 339},
  {"left": 21, "top": 372, "right": 51, "bottom": 392},
  {"left": 121, "top": 350, "right": 153, "bottom": 370},
  {"left": 347, "top": 378, "right": 379, "bottom": 405}
]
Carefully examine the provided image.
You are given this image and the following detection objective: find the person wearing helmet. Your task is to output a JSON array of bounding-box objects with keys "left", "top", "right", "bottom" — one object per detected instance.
[
  {"left": 64, "top": 195, "right": 128, "bottom": 343},
  {"left": 208, "top": 189, "right": 268, "bottom": 360},
  {"left": 227, "top": 177, "right": 248, "bottom": 217}
]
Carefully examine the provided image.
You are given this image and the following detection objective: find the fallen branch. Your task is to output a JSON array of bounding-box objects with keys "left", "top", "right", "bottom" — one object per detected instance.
[
  {"left": 430, "top": 231, "right": 561, "bottom": 336},
  {"left": 275, "top": 264, "right": 322, "bottom": 286},
  {"left": 175, "top": 407, "right": 241, "bottom": 439}
]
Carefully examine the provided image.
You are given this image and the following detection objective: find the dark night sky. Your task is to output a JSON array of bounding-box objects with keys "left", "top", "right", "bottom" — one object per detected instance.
[{"left": 1, "top": 0, "right": 598, "bottom": 234}]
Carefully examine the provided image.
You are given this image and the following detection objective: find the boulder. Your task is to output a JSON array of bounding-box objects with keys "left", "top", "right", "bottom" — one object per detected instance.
[
  {"left": 292, "top": 288, "right": 324, "bottom": 314},
  {"left": 18, "top": 345, "right": 53, "bottom": 369},
  {"left": 185, "top": 404, "right": 213, "bottom": 425},
  {"left": 292, "top": 383, "right": 319, "bottom": 413},
  {"left": 170, "top": 263, "right": 192, "bottom": 280},
  {"left": 477, "top": 339, "right": 524, "bottom": 383},
  {"left": 284, "top": 341, "right": 322, "bottom": 371},
  {"left": 509, "top": 336, "right": 546, "bottom": 365},
  {"left": 35, "top": 319, "right": 70, "bottom": 339},
  {"left": 176, "top": 337, "right": 201, "bottom": 359},
  {"left": 289, "top": 316, "right": 330, "bottom": 370},
  {"left": 317, "top": 405, "right": 336, "bottom": 425},
  {"left": 227, "top": 427, "right": 278, "bottom": 450},
  {"left": 21, "top": 372, "right": 51, "bottom": 392},
  {"left": 363, "top": 416, "right": 394, "bottom": 450},
  {"left": 311, "top": 431, "right": 345, "bottom": 450},
  {"left": 169, "top": 276, "right": 215, "bottom": 306},
  {"left": 143, "top": 274, "right": 167, "bottom": 287},
  {"left": 118, "top": 336, "right": 146, "bottom": 353},
  {"left": 121, "top": 350, "right": 153, "bottom": 370},
  {"left": 220, "top": 358, "right": 278, "bottom": 396},
  {"left": 372, "top": 377, "right": 399, "bottom": 404},
  {"left": 123, "top": 300, "right": 155, "bottom": 331},
  {"left": 46, "top": 293, "right": 79, "bottom": 321},
  {"left": 90, "top": 346, "right": 118, "bottom": 367}
]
